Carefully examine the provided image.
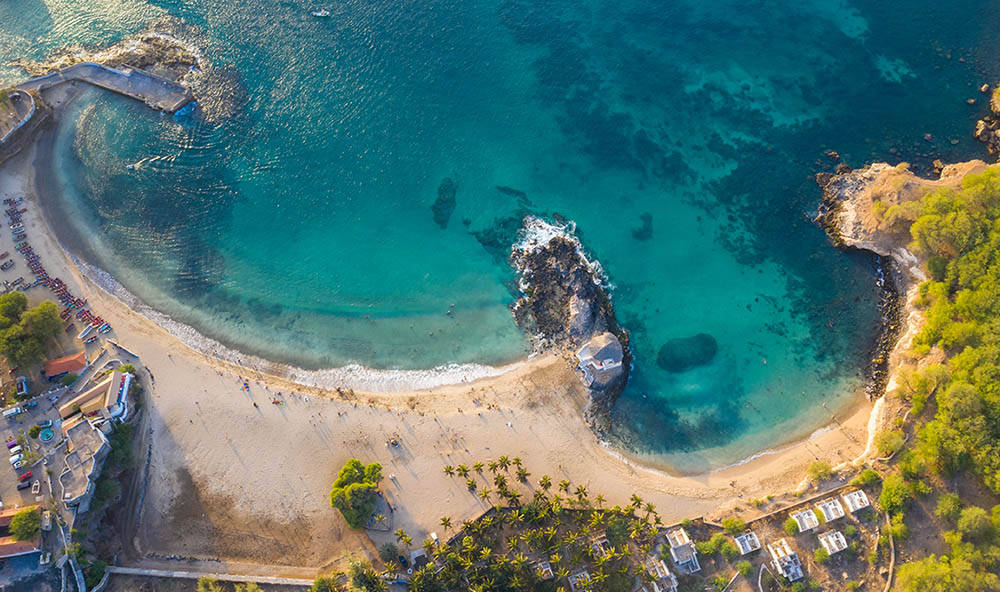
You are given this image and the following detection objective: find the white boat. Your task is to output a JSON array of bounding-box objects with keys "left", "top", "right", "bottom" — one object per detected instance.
[{"left": 311, "top": 8, "right": 330, "bottom": 17}]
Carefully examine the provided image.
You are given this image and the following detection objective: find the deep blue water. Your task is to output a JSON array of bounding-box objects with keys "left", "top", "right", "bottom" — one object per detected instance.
[{"left": 1, "top": 0, "right": 998, "bottom": 470}]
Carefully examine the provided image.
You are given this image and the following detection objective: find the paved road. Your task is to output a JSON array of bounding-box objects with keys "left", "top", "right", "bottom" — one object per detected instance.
[{"left": 107, "top": 566, "right": 315, "bottom": 587}]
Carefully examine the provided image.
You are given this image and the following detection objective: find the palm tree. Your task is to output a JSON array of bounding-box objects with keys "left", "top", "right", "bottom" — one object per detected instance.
[
  {"left": 488, "top": 460, "right": 499, "bottom": 473},
  {"left": 473, "top": 461, "right": 484, "bottom": 473},
  {"left": 443, "top": 465, "right": 455, "bottom": 476},
  {"left": 574, "top": 485, "right": 588, "bottom": 500},
  {"left": 440, "top": 516, "right": 452, "bottom": 530},
  {"left": 558, "top": 480, "right": 571, "bottom": 493},
  {"left": 466, "top": 478, "right": 477, "bottom": 491},
  {"left": 630, "top": 493, "right": 643, "bottom": 508},
  {"left": 539, "top": 475, "right": 552, "bottom": 491},
  {"left": 456, "top": 464, "right": 470, "bottom": 478},
  {"left": 594, "top": 494, "right": 605, "bottom": 508},
  {"left": 512, "top": 456, "right": 522, "bottom": 467},
  {"left": 516, "top": 467, "right": 529, "bottom": 482},
  {"left": 423, "top": 538, "right": 435, "bottom": 555},
  {"left": 494, "top": 474, "right": 508, "bottom": 489},
  {"left": 479, "top": 487, "right": 492, "bottom": 502},
  {"left": 395, "top": 528, "right": 408, "bottom": 543},
  {"left": 498, "top": 455, "right": 511, "bottom": 471}
]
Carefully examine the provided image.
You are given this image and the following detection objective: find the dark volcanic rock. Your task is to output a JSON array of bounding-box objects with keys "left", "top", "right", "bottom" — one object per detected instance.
[
  {"left": 432, "top": 177, "right": 457, "bottom": 229},
  {"left": 656, "top": 333, "right": 718, "bottom": 373},
  {"left": 510, "top": 216, "right": 630, "bottom": 429}
]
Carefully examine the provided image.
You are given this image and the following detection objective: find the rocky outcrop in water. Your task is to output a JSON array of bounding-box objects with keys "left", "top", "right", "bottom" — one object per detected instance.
[
  {"left": 431, "top": 177, "right": 457, "bottom": 229},
  {"left": 974, "top": 90, "right": 1000, "bottom": 156},
  {"left": 656, "top": 333, "right": 717, "bottom": 373},
  {"left": 509, "top": 216, "right": 629, "bottom": 427}
]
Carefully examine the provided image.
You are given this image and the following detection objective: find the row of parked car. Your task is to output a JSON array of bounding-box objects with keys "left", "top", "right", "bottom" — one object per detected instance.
[{"left": 6, "top": 420, "right": 49, "bottom": 492}]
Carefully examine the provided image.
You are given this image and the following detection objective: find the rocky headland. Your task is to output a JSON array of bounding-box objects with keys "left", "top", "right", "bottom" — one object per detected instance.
[
  {"left": 509, "top": 216, "right": 630, "bottom": 429},
  {"left": 816, "top": 159, "right": 995, "bottom": 402}
]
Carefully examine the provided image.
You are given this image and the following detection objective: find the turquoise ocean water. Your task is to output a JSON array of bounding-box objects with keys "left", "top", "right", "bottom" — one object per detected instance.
[{"left": 2, "top": 0, "right": 998, "bottom": 471}]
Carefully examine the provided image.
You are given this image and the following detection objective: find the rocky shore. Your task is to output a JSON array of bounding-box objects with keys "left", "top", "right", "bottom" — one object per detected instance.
[
  {"left": 815, "top": 159, "right": 993, "bottom": 402},
  {"left": 509, "top": 216, "right": 630, "bottom": 429}
]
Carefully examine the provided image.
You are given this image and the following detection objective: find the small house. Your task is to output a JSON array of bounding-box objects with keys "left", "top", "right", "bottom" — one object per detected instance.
[
  {"left": 734, "top": 531, "right": 761, "bottom": 555},
  {"left": 533, "top": 560, "right": 554, "bottom": 580},
  {"left": 791, "top": 509, "right": 819, "bottom": 532},
  {"left": 816, "top": 498, "right": 845, "bottom": 522},
  {"left": 43, "top": 351, "right": 87, "bottom": 381},
  {"left": 591, "top": 535, "right": 612, "bottom": 558},
  {"left": 666, "top": 528, "right": 700, "bottom": 573},
  {"left": 642, "top": 555, "right": 678, "bottom": 592},
  {"left": 767, "top": 538, "right": 804, "bottom": 582},
  {"left": 842, "top": 490, "right": 870, "bottom": 513},
  {"left": 818, "top": 531, "right": 848, "bottom": 555}
]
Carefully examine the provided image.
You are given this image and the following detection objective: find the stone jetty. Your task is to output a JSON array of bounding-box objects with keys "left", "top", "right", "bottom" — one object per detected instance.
[{"left": 17, "top": 62, "right": 192, "bottom": 113}]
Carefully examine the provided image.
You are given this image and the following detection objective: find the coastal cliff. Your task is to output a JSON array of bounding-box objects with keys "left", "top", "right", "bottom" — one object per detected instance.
[
  {"left": 509, "top": 216, "right": 630, "bottom": 428},
  {"left": 816, "top": 159, "right": 996, "bottom": 403}
]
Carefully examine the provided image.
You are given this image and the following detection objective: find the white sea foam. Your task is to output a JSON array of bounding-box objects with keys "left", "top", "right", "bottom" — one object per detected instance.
[
  {"left": 510, "top": 214, "right": 609, "bottom": 288},
  {"left": 68, "top": 254, "right": 522, "bottom": 393}
]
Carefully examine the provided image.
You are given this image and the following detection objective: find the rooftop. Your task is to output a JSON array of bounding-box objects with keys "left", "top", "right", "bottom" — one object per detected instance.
[
  {"left": 767, "top": 538, "right": 803, "bottom": 582},
  {"left": 819, "top": 530, "right": 848, "bottom": 555},
  {"left": 792, "top": 509, "right": 820, "bottom": 532},
  {"left": 59, "top": 419, "right": 109, "bottom": 511},
  {"left": 734, "top": 531, "right": 761, "bottom": 555},
  {"left": 817, "top": 499, "right": 845, "bottom": 522},
  {"left": 58, "top": 371, "right": 128, "bottom": 420},
  {"left": 843, "top": 490, "right": 871, "bottom": 513},
  {"left": 43, "top": 351, "right": 87, "bottom": 379}
]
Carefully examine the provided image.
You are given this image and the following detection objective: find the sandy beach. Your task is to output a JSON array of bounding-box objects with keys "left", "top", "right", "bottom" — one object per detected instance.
[{"left": 0, "top": 86, "right": 883, "bottom": 574}]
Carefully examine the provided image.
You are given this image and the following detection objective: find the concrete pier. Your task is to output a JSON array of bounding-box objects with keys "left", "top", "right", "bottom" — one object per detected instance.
[{"left": 17, "top": 62, "right": 192, "bottom": 113}]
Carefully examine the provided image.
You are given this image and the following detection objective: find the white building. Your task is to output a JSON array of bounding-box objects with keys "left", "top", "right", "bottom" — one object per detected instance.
[
  {"left": 818, "top": 531, "right": 848, "bottom": 555},
  {"left": 666, "top": 528, "right": 701, "bottom": 573},
  {"left": 767, "top": 538, "right": 804, "bottom": 582},
  {"left": 816, "top": 498, "right": 845, "bottom": 522},
  {"left": 842, "top": 490, "right": 871, "bottom": 513},
  {"left": 734, "top": 531, "right": 761, "bottom": 555},
  {"left": 791, "top": 509, "right": 819, "bottom": 532}
]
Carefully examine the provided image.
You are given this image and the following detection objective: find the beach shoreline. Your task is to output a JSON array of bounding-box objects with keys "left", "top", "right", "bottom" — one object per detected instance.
[{"left": 0, "top": 81, "right": 900, "bottom": 570}]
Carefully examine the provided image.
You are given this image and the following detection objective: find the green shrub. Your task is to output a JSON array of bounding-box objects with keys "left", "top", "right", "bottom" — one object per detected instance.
[
  {"left": 713, "top": 574, "right": 729, "bottom": 590},
  {"left": 844, "top": 524, "right": 858, "bottom": 537},
  {"left": 722, "top": 517, "right": 746, "bottom": 535},
  {"left": 814, "top": 547, "right": 830, "bottom": 564},
  {"left": 783, "top": 517, "right": 799, "bottom": 535},
  {"left": 736, "top": 560, "right": 752, "bottom": 577},
  {"left": 851, "top": 468, "right": 881, "bottom": 487},
  {"left": 807, "top": 461, "right": 833, "bottom": 482},
  {"left": 876, "top": 430, "right": 906, "bottom": 456},
  {"left": 879, "top": 474, "right": 912, "bottom": 514},
  {"left": 935, "top": 493, "right": 963, "bottom": 524},
  {"left": 956, "top": 506, "right": 993, "bottom": 541},
  {"left": 60, "top": 372, "right": 77, "bottom": 387},
  {"left": 28, "top": 425, "right": 40, "bottom": 438},
  {"left": 888, "top": 513, "right": 909, "bottom": 540}
]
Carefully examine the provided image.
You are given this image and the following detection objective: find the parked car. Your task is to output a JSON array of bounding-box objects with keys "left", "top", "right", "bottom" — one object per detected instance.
[
  {"left": 12, "top": 460, "right": 23, "bottom": 470},
  {"left": 30, "top": 481, "right": 39, "bottom": 494},
  {"left": 8, "top": 454, "right": 21, "bottom": 465},
  {"left": 18, "top": 471, "right": 31, "bottom": 482},
  {"left": 5, "top": 440, "right": 16, "bottom": 449},
  {"left": 16, "top": 481, "right": 29, "bottom": 490},
  {"left": 23, "top": 401, "right": 37, "bottom": 409},
  {"left": 36, "top": 420, "right": 51, "bottom": 429}
]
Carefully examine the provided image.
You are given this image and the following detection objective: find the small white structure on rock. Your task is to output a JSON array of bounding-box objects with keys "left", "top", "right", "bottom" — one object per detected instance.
[
  {"left": 842, "top": 490, "right": 870, "bottom": 513},
  {"left": 767, "top": 538, "right": 804, "bottom": 582},
  {"left": 734, "top": 531, "right": 761, "bottom": 555},
  {"left": 816, "top": 498, "right": 845, "bottom": 522},
  {"left": 575, "top": 332, "right": 624, "bottom": 389},
  {"left": 791, "top": 509, "right": 820, "bottom": 532},
  {"left": 818, "top": 531, "right": 848, "bottom": 555},
  {"left": 666, "top": 528, "right": 700, "bottom": 573}
]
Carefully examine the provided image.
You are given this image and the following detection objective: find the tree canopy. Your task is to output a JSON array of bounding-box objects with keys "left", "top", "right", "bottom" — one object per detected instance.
[
  {"left": 9, "top": 508, "right": 40, "bottom": 541},
  {"left": 329, "top": 459, "right": 382, "bottom": 529},
  {"left": 0, "top": 294, "right": 63, "bottom": 368}
]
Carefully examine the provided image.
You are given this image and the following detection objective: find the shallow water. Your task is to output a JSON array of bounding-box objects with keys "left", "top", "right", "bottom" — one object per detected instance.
[{"left": 2, "top": 0, "right": 998, "bottom": 471}]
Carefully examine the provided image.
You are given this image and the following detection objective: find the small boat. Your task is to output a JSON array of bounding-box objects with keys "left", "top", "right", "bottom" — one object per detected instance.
[
  {"left": 311, "top": 8, "right": 330, "bottom": 17},
  {"left": 98, "top": 323, "right": 112, "bottom": 334},
  {"left": 78, "top": 325, "right": 95, "bottom": 340},
  {"left": 84, "top": 336, "right": 98, "bottom": 345}
]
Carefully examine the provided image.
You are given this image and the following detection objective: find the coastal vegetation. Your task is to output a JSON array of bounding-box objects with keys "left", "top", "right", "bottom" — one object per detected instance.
[
  {"left": 867, "top": 167, "right": 1000, "bottom": 591},
  {"left": 329, "top": 458, "right": 383, "bottom": 529},
  {"left": 0, "top": 293, "right": 62, "bottom": 368}
]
